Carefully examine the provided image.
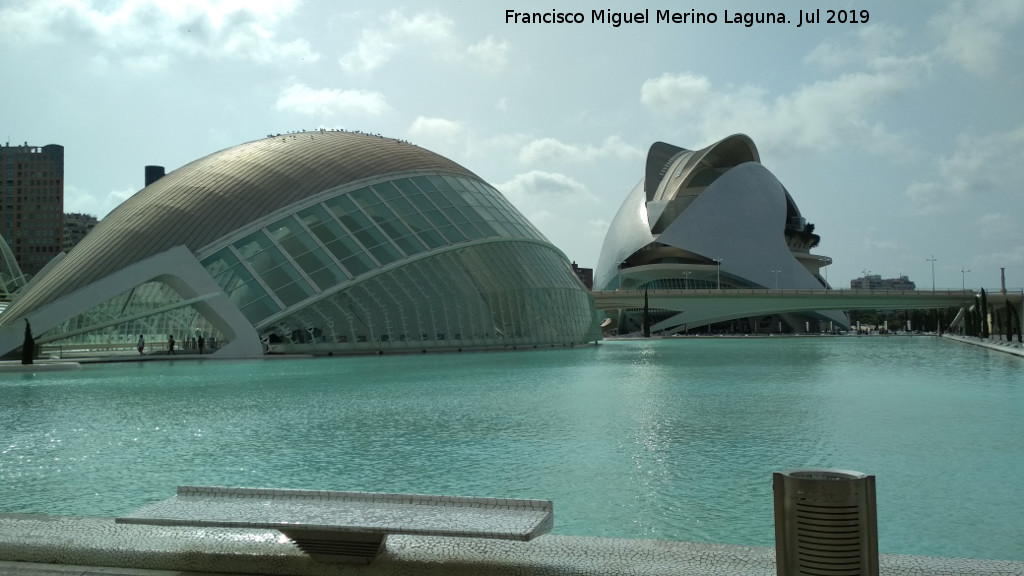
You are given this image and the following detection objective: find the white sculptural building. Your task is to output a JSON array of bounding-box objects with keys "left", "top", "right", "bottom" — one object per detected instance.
[{"left": 595, "top": 134, "right": 848, "bottom": 334}]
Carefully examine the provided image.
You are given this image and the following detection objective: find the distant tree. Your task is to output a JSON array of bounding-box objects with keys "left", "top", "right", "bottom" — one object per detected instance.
[
  {"left": 21, "top": 319, "right": 34, "bottom": 365},
  {"left": 804, "top": 223, "right": 821, "bottom": 248},
  {"left": 642, "top": 290, "right": 651, "bottom": 338},
  {"left": 980, "top": 289, "right": 989, "bottom": 339},
  {"left": 1007, "top": 303, "right": 1022, "bottom": 344}
]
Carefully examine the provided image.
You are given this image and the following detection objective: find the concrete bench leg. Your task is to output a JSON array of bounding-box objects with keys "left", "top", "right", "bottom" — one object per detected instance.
[{"left": 279, "top": 529, "right": 385, "bottom": 563}]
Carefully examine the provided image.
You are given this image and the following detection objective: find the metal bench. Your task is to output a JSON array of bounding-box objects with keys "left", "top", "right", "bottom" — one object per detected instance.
[{"left": 115, "top": 485, "right": 554, "bottom": 564}]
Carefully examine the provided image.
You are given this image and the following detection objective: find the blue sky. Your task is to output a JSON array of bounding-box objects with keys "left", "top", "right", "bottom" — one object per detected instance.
[{"left": 2, "top": 0, "right": 1022, "bottom": 290}]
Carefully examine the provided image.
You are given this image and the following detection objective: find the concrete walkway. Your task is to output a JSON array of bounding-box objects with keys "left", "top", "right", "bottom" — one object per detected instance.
[
  {"left": 2, "top": 514, "right": 1023, "bottom": 576},
  {"left": 942, "top": 333, "right": 1024, "bottom": 357}
]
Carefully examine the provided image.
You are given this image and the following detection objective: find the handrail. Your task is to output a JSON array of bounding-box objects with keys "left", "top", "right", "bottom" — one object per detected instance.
[{"left": 591, "top": 288, "right": 983, "bottom": 297}]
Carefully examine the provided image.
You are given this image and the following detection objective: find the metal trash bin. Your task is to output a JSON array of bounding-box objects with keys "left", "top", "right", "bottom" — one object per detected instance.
[{"left": 773, "top": 469, "right": 878, "bottom": 576}]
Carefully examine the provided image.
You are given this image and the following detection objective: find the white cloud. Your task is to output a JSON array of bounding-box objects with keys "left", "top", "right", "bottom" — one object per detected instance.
[
  {"left": 339, "top": 10, "right": 507, "bottom": 73},
  {"left": 588, "top": 218, "right": 610, "bottom": 238},
  {"left": 863, "top": 238, "right": 900, "bottom": 251},
  {"left": 640, "top": 66, "right": 921, "bottom": 156},
  {"left": 641, "top": 25, "right": 937, "bottom": 158},
  {"left": 408, "top": 116, "right": 465, "bottom": 144},
  {"left": 64, "top": 184, "right": 136, "bottom": 220},
  {"left": 496, "top": 170, "right": 592, "bottom": 209},
  {"left": 904, "top": 180, "right": 944, "bottom": 214},
  {"left": 0, "top": 0, "right": 317, "bottom": 67},
  {"left": 466, "top": 35, "right": 510, "bottom": 69},
  {"left": 275, "top": 84, "right": 390, "bottom": 117},
  {"left": 804, "top": 24, "right": 916, "bottom": 71},
  {"left": 494, "top": 171, "right": 595, "bottom": 239},
  {"left": 906, "top": 123, "right": 1024, "bottom": 213},
  {"left": 976, "top": 213, "right": 1017, "bottom": 241},
  {"left": 930, "top": 0, "right": 1024, "bottom": 76},
  {"left": 973, "top": 245, "right": 1024, "bottom": 270},
  {"left": 640, "top": 72, "right": 712, "bottom": 116},
  {"left": 339, "top": 27, "right": 402, "bottom": 73},
  {"left": 517, "top": 136, "right": 644, "bottom": 165}
]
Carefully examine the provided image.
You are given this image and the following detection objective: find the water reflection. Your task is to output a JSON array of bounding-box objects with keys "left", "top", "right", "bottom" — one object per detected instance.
[{"left": 1, "top": 337, "right": 1022, "bottom": 561}]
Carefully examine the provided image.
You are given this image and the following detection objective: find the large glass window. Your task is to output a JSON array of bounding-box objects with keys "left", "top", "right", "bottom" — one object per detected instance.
[
  {"left": 197, "top": 173, "right": 556, "bottom": 325},
  {"left": 370, "top": 181, "right": 403, "bottom": 201},
  {"left": 349, "top": 187, "right": 383, "bottom": 209},
  {"left": 268, "top": 216, "right": 349, "bottom": 290},
  {"left": 234, "top": 231, "right": 314, "bottom": 307},
  {"left": 404, "top": 191, "right": 463, "bottom": 245},
  {"left": 299, "top": 205, "right": 377, "bottom": 277},
  {"left": 202, "top": 247, "right": 281, "bottom": 323},
  {"left": 260, "top": 239, "right": 599, "bottom": 353},
  {"left": 326, "top": 195, "right": 403, "bottom": 266},
  {"left": 393, "top": 204, "right": 446, "bottom": 249},
  {"left": 350, "top": 189, "right": 427, "bottom": 257},
  {"left": 325, "top": 194, "right": 370, "bottom": 231}
]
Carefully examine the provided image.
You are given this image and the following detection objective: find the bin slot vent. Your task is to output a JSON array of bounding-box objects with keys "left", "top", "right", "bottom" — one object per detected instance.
[{"left": 774, "top": 469, "right": 878, "bottom": 576}]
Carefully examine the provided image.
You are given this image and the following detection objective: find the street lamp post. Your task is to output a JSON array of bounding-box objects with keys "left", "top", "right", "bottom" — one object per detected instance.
[
  {"left": 961, "top": 267, "right": 970, "bottom": 291},
  {"left": 682, "top": 270, "right": 692, "bottom": 290},
  {"left": 713, "top": 258, "right": 723, "bottom": 290},
  {"left": 927, "top": 255, "right": 937, "bottom": 291},
  {"left": 771, "top": 269, "right": 781, "bottom": 290}
]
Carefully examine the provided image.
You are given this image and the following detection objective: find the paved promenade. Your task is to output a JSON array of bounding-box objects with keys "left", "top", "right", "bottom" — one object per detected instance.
[
  {"left": 942, "top": 333, "right": 1024, "bottom": 357},
  {"left": 2, "top": 514, "right": 1023, "bottom": 576}
]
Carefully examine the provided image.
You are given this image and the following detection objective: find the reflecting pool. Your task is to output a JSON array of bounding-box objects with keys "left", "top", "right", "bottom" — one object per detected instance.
[{"left": 1, "top": 336, "right": 1022, "bottom": 561}]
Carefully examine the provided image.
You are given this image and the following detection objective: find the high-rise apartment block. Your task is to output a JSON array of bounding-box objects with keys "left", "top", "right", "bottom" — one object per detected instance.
[
  {"left": 571, "top": 261, "right": 594, "bottom": 290},
  {"left": 63, "top": 212, "right": 98, "bottom": 253},
  {"left": 0, "top": 143, "right": 64, "bottom": 276}
]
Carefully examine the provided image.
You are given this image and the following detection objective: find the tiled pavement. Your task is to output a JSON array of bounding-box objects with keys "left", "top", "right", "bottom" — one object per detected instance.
[{"left": 2, "top": 514, "right": 1023, "bottom": 576}]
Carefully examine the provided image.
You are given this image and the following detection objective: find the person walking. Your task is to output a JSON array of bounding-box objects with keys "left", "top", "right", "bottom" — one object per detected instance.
[
  {"left": 137, "top": 334, "right": 145, "bottom": 355},
  {"left": 168, "top": 334, "right": 175, "bottom": 355},
  {"left": 198, "top": 335, "right": 205, "bottom": 355}
]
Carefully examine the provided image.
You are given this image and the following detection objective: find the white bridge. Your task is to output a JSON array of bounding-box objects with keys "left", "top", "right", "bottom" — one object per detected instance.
[{"left": 592, "top": 288, "right": 1022, "bottom": 333}]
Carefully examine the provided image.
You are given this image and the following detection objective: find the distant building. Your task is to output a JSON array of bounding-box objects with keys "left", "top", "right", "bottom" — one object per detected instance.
[
  {"left": 63, "top": 212, "right": 99, "bottom": 253},
  {"left": 571, "top": 261, "right": 593, "bottom": 290},
  {"left": 144, "top": 165, "right": 165, "bottom": 186},
  {"left": 0, "top": 142, "right": 64, "bottom": 276},
  {"left": 850, "top": 274, "right": 916, "bottom": 291}
]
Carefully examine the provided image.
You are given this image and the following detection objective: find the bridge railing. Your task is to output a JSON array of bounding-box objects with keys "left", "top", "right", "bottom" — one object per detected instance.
[{"left": 591, "top": 288, "right": 980, "bottom": 297}]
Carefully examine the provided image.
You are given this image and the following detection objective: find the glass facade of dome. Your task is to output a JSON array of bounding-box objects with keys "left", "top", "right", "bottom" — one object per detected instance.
[{"left": 0, "top": 132, "right": 599, "bottom": 357}]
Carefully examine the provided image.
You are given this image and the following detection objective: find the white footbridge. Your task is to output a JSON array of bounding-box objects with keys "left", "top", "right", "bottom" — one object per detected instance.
[{"left": 592, "top": 288, "right": 1022, "bottom": 333}]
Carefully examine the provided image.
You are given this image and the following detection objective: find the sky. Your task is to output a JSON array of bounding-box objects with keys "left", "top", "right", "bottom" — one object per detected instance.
[{"left": 1, "top": 0, "right": 1022, "bottom": 291}]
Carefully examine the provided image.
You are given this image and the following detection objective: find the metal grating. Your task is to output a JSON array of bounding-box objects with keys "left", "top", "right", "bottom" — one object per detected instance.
[
  {"left": 774, "top": 469, "right": 879, "bottom": 576},
  {"left": 283, "top": 530, "right": 385, "bottom": 564}
]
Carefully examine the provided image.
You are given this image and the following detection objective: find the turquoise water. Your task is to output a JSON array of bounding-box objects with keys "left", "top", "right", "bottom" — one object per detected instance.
[{"left": 1, "top": 336, "right": 1022, "bottom": 561}]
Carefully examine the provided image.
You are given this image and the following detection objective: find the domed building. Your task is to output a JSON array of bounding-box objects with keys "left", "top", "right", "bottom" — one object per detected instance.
[
  {"left": 595, "top": 134, "right": 848, "bottom": 334},
  {"left": 0, "top": 131, "right": 600, "bottom": 357}
]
